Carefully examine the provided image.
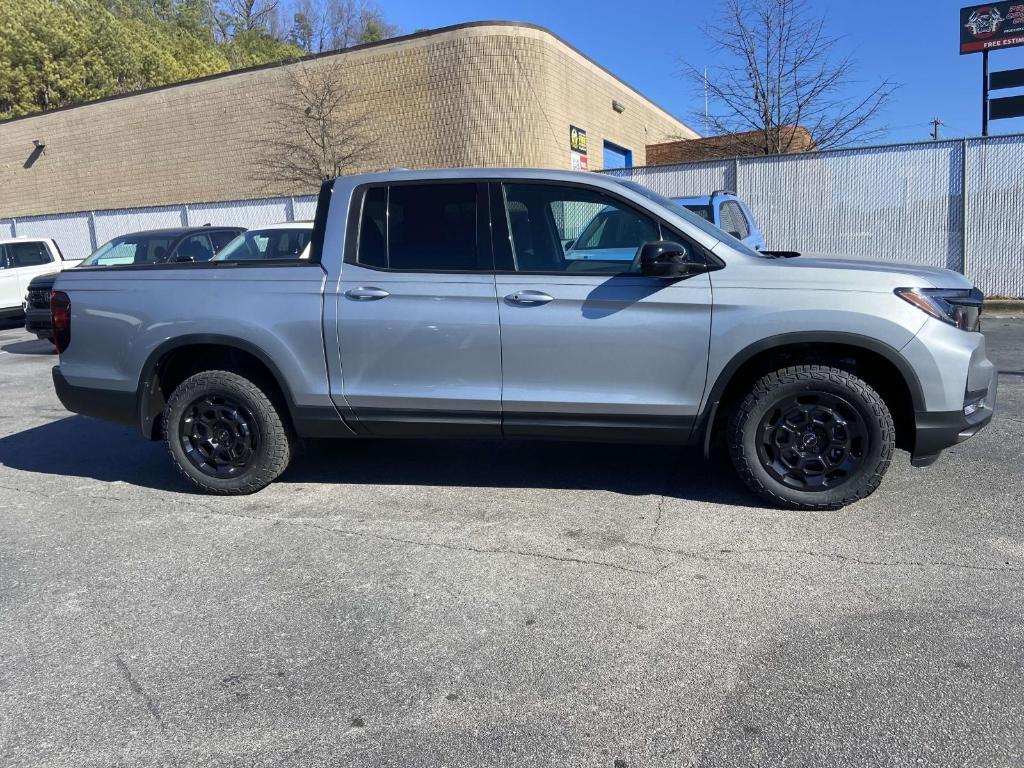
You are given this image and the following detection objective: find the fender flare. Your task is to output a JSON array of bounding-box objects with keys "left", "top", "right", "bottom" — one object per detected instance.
[
  {"left": 136, "top": 333, "right": 300, "bottom": 439},
  {"left": 697, "top": 331, "right": 925, "bottom": 453}
]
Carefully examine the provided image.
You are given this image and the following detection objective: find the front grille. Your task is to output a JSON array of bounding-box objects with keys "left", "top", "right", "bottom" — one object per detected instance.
[{"left": 27, "top": 288, "right": 51, "bottom": 310}]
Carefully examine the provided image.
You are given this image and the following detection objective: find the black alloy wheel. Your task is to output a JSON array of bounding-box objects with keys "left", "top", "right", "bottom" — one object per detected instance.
[
  {"left": 179, "top": 393, "right": 261, "bottom": 478},
  {"left": 756, "top": 392, "right": 868, "bottom": 490}
]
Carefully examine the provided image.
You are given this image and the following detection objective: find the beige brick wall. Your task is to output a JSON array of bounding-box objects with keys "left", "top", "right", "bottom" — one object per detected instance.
[{"left": 0, "top": 22, "right": 694, "bottom": 218}]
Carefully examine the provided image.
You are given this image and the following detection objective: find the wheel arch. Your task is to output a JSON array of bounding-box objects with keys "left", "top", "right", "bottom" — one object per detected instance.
[
  {"left": 137, "top": 334, "right": 298, "bottom": 440},
  {"left": 700, "top": 331, "right": 924, "bottom": 455}
]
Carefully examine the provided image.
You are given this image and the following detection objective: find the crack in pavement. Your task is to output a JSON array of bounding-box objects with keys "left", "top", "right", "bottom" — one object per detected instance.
[
  {"left": 649, "top": 544, "right": 1024, "bottom": 574},
  {"left": 114, "top": 654, "right": 166, "bottom": 731}
]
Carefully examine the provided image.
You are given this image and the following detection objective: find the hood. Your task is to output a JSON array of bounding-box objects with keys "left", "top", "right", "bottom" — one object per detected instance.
[
  {"left": 711, "top": 241, "right": 977, "bottom": 293},
  {"left": 784, "top": 256, "right": 973, "bottom": 290},
  {"left": 27, "top": 271, "right": 61, "bottom": 289}
]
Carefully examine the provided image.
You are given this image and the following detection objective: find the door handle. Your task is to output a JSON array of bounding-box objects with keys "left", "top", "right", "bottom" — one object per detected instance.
[
  {"left": 345, "top": 286, "right": 390, "bottom": 301},
  {"left": 505, "top": 290, "right": 554, "bottom": 306}
]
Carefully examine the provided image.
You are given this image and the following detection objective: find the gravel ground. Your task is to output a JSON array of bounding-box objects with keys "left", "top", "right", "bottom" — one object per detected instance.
[{"left": 0, "top": 318, "right": 1022, "bottom": 767}]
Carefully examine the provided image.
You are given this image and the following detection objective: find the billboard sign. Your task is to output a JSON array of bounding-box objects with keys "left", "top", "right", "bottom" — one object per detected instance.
[{"left": 961, "top": 3, "right": 1024, "bottom": 54}]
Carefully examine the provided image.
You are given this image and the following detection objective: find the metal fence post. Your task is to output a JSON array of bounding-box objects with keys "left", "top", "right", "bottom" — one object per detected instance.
[
  {"left": 87, "top": 211, "right": 98, "bottom": 252},
  {"left": 10, "top": 218, "right": 16, "bottom": 237},
  {"left": 181, "top": 204, "right": 190, "bottom": 227},
  {"left": 733, "top": 157, "right": 740, "bottom": 194},
  {"left": 287, "top": 197, "right": 296, "bottom": 222},
  {"left": 961, "top": 138, "right": 969, "bottom": 276}
]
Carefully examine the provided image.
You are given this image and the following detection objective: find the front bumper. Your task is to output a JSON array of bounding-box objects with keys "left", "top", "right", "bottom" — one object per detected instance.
[
  {"left": 911, "top": 371, "right": 998, "bottom": 467},
  {"left": 24, "top": 307, "right": 52, "bottom": 339}
]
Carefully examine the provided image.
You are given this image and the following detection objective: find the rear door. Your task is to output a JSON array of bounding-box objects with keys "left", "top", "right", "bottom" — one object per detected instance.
[
  {"left": 493, "top": 181, "right": 713, "bottom": 441},
  {"left": 335, "top": 181, "right": 501, "bottom": 436},
  {"left": 0, "top": 247, "right": 21, "bottom": 310}
]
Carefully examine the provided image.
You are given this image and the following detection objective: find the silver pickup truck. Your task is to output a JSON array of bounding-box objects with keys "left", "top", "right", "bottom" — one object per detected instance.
[{"left": 50, "top": 169, "right": 996, "bottom": 509}]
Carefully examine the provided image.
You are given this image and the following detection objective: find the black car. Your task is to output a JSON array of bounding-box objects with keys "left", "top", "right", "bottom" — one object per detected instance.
[{"left": 25, "top": 225, "right": 244, "bottom": 341}]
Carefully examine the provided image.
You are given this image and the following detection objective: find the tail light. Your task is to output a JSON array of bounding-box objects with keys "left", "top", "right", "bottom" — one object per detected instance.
[{"left": 51, "top": 291, "right": 71, "bottom": 353}]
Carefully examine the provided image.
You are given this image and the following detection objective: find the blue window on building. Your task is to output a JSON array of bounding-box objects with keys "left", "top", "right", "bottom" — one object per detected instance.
[{"left": 602, "top": 140, "right": 633, "bottom": 170}]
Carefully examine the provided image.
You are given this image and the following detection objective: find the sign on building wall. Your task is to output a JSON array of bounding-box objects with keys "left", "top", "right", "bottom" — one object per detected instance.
[
  {"left": 570, "top": 125, "right": 588, "bottom": 171},
  {"left": 961, "top": 3, "right": 1024, "bottom": 53}
]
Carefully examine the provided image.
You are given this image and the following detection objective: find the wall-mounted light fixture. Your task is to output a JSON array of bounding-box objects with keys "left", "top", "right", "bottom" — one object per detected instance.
[
  {"left": 612, "top": 100, "right": 626, "bottom": 114},
  {"left": 33, "top": 139, "right": 45, "bottom": 150}
]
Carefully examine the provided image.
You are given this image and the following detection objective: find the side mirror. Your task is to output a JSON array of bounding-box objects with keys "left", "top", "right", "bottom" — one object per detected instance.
[{"left": 638, "top": 241, "right": 707, "bottom": 279}]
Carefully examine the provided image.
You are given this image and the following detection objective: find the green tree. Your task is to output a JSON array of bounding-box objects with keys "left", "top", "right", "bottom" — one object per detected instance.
[{"left": 0, "top": 0, "right": 306, "bottom": 120}]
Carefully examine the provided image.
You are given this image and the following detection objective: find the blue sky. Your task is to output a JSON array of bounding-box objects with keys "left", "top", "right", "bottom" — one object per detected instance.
[{"left": 381, "top": 0, "right": 1024, "bottom": 144}]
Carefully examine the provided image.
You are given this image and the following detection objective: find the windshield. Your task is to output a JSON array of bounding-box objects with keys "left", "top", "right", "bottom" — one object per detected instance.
[
  {"left": 81, "top": 234, "right": 176, "bottom": 266},
  {"left": 212, "top": 228, "right": 312, "bottom": 261},
  {"left": 611, "top": 179, "right": 762, "bottom": 257}
]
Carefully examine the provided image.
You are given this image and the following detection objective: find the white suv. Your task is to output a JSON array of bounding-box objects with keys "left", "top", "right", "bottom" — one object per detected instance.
[{"left": 0, "top": 238, "right": 80, "bottom": 318}]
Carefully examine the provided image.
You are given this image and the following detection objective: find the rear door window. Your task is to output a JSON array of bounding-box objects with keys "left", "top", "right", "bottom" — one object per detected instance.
[
  {"left": 355, "top": 183, "right": 486, "bottom": 271},
  {"left": 9, "top": 241, "right": 53, "bottom": 267}
]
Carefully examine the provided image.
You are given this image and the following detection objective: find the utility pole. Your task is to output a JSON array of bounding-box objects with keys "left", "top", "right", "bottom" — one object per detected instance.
[{"left": 930, "top": 118, "right": 943, "bottom": 140}]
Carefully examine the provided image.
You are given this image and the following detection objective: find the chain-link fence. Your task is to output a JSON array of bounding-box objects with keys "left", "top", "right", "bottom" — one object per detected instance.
[
  {"left": 0, "top": 195, "right": 318, "bottom": 262},
  {"left": 604, "top": 133, "right": 1024, "bottom": 298},
  {"left": 4, "top": 137, "right": 1023, "bottom": 297}
]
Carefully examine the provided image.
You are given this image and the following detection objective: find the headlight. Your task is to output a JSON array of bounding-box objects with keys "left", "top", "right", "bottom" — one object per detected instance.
[{"left": 894, "top": 287, "right": 983, "bottom": 331}]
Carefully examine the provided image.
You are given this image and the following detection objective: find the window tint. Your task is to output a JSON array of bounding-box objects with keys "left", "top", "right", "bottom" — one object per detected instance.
[
  {"left": 719, "top": 201, "right": 750, "bottom": 239},
  {"left": 9, "top": 241, "right": 52, "bottom": 267},
  {"left": 502, "top": 183, "right": 660, "bottom": 274},
  {"left": 356, "top": 184, "right": 482, "bottom": 271},
  {"left": 209, "top": 230, "right": 241, "bottom": 252}
]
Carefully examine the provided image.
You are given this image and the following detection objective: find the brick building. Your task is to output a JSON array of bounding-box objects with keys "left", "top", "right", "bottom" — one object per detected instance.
[{"left": 0, "top": 21, "right": 696, "bottom": 218}]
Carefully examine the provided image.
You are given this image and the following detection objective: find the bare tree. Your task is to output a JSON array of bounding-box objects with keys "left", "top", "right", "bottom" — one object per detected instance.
[
  {"left": 217, "top": 0, "right": 280, "bottom": 37},
  {"left": 682, "top": 0, "right": 897, "bottom": 153},
  {"left": 287, "top": 0, "right": 399, "bottom": 53},
  {"left": 255, "top": 60, "right": 379, "bottom": 191}
]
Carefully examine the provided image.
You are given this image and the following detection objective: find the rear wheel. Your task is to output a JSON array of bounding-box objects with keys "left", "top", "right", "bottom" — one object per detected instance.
[
  {"left": 728, "top": 365, "right": 895, "bottom": 510},
  {"left": 164, "top": 370, "right": 293, "bottom": 494}
]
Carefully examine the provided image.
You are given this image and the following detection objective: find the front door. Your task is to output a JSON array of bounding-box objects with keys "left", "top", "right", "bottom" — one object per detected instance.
[
  {"left": 492, "top": 181, "right": 713, "bottom": 442},
  {"left": 335, "top": 181, "right": 501, "bottom": 436},
  {"left": 9, "top": 240, "right": 58, "bottom": 298}
]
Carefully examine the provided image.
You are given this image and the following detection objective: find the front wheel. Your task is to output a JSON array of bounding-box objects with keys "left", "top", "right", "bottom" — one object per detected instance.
[
  {"left": 164, "top": 370, "right": 293, "bottom": 494},
  {"left": 728, "top": 365, "right": 895, "bottom": 510}
]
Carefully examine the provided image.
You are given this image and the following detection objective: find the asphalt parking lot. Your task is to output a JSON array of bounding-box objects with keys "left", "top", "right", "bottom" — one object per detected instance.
[{"left": 1, "top": 318, "right": 1022, "bottom": 768}]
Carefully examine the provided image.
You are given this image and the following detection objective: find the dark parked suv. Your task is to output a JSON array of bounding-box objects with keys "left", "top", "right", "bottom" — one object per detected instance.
[{"left": 25, "top": 226, "right": 243, "bottom": 341}]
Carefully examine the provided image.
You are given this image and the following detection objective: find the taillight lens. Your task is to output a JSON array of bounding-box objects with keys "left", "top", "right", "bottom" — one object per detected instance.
[{"left": 50, "top": 290, "right": 71, "bottom": 353}]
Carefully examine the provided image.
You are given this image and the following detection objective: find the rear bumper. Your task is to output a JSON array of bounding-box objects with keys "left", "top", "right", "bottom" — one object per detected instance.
[
  {"left": 52, "top": 366, "right": 136, "bottom": 426},
  {"left": 911, "top": 373, "right": 998, "bottom": 467}
]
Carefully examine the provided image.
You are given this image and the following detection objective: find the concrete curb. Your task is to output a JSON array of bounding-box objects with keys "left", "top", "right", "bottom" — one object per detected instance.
[{"left": 985, "top": 300, "right": 1024, "bottom": 317}]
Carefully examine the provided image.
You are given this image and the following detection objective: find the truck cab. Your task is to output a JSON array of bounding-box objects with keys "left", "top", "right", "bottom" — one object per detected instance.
[{"left": 672, "top": 191, "right": 767, "bottom": 251}]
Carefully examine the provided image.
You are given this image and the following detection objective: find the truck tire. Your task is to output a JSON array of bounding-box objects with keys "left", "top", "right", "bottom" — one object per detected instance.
[
  {"left": 727, "top": 365, "right": 895, "bottom": 510},
  {"left": 164, "top": 370, "right": 293, "bottom": 495}
]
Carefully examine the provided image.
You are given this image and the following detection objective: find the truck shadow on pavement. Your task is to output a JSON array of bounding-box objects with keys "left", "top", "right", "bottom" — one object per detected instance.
[
  {"left": 1, "top": 338, "right": 56, "bottom": 355},
  {"left": 0, "top": 415, "right": 753, "bottom": 504}
]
